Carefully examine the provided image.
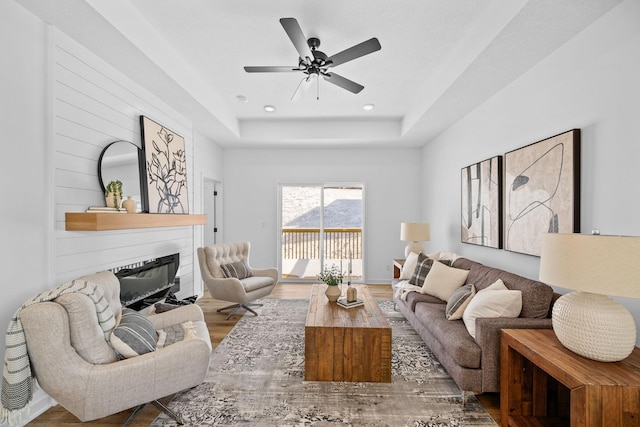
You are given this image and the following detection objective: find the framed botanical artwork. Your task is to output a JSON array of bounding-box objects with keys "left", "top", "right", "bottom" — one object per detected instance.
[
  {"left": 504, "top": 129, "right": 580, "bottom": 256},
  {"left": 140, "top": 116, "right": 189, "bottom": 214},
  {"left": 461, "top": 156, "right": 503, "bottom": 249}
]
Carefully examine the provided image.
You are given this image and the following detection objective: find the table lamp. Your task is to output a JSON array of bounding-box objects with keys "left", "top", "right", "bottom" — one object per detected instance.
[
  {"left": 539, "top": 232, "right": 640, "bottom": 362},
  {"left": 400, "top": 222, "right": 430, "bottom": 257}
]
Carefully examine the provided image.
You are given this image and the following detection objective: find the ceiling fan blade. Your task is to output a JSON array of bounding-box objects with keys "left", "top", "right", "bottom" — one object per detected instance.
[
  {"left": 291, "top": 75, "right": 315, "bottom": 101},
  {"left": 244, "top": 66, "right": 299, "bottom": 73},
  {"left": 280, "top": 18, "right": 314, "bottom": 63},
  {"left": 327, "top": 38, "right": 381, "bottom": 68},
  {"left": 322, "top": 72, "right": 364, "bottom": 94}
]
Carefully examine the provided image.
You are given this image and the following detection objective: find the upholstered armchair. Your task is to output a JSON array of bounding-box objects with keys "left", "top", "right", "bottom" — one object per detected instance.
[
  {"left": 20, "top": 270, "right": 211, "bottom": 424},
  {"left": 197, "top": 242, "right": 278, "bottom": 319}
]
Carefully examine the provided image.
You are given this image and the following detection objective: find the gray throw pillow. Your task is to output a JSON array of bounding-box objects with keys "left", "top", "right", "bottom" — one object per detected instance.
[
  {"left": 446, "top": 284, "right": 476, "bottom": 320},
  {"left": 109, "top": 308, "right": 157, "bottom": 359},
  {"left": 154, "top": 302, "right": 180, "bottom": 313},
  {"left": 221, "top": 259, "right": 253, "bottom": 279}
]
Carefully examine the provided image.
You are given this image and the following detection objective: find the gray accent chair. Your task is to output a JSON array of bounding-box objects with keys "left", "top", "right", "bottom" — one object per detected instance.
[
  {"left": 197, "top": 242, "right": 278, "bottom": 319},
  {"left": 20, "top": 270, "right": 212, "bottom": 425}
]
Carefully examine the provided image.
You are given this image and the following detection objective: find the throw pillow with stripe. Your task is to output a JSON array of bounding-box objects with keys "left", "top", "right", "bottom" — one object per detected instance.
[
  {"left": 220, "top": 260, "right": 253, "bottom": 280},
  {"left": 109, "top": 308, "right": 157, "bottom": 359},
  {"left": 446, "top": 284, "right": 476, "bottom": 320}
]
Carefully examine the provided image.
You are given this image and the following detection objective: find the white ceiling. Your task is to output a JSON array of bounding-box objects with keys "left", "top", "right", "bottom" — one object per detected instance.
[{"left": 16, "top": 0, "right": 621, "bottom": 148}]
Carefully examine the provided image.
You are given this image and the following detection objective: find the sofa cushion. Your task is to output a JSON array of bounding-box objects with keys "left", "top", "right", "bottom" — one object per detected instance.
[
  {"left": 446, "top": 284, "right": 476, "bottom": 320},
  {"left": 462, "top": 280, "right": 522, "bottom": 339},
  {"left": 400, "top": 251, "right": 420, "bottom": 280},
  {"left": 55, "top": 293, "right": 118, "bottom": 364},
  {"left": 110, "top": 308, "right": 157, "bottom": 359},
  {"left": 240, "top": 275, "right": 275, "bottom": 292},
  {"left": 422, "top": 260, "right": 469, "bottom": 302},
  {"left": 405, "top": 291, "right": 445, "bottom": 311},
  {"left": 414, "top": 302, "right": 482, "bottom": 369},
  {"left": 453, "top": 258, "right": 553, "bottom": 319},
  {"left": 221, "top": 259, "right": 253, "bottom": 279}
]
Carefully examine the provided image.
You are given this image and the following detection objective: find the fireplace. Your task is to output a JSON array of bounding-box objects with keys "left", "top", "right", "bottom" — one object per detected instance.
[{"left": 112, "top": 253, "right": 180, "bottom": 310}]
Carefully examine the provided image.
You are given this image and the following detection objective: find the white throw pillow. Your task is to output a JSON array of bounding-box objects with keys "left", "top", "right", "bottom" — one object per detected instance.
[
  {"left": 421, "top": 260, "right": 469, "bottom": 302},
  {"left": 462, "top": 280, "right": 522, "bottom": 339},
  {"left": 437, "top": 251, "right": 460, "bottom": 263},
  {"left": 484, "top": 278, "right": 508, "bottom": 291},
  {"left": 426, "top": 251, "right": 441, "bottom": 260},
  {"left": 400, "top": 251, "right": 420, "bottom": 280}
]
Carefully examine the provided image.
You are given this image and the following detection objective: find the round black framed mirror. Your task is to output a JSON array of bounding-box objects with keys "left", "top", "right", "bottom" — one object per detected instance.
[{"left": 98, "top": 140, "right": 147, "bottom": 212}]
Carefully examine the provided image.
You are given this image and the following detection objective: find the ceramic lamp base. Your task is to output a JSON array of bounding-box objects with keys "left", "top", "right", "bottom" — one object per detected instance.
[
  {"left": 552, "top": 291, "right": 636, "bottom": 362},
  {"left": 404, "top": 241, "right": 425, "bottom": 257}
]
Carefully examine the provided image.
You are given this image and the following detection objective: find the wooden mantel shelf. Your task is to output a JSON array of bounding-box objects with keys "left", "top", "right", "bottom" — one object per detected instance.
[{"left": 65, "top": 212, "right": 207, "bottom": 231}]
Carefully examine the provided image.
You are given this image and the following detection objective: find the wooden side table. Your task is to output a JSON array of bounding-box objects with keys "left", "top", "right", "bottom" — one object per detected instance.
[
  {"left": 501, "top": 329, "right": 640, "bottom": 426},
  {"left": 393, "top": 258, "right": 405, "bottom": 279}
]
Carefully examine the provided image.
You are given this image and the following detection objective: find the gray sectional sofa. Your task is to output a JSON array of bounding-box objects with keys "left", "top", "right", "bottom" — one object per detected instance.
[{"left": 393, "top": 256, "right": 556, "bottom": 393}]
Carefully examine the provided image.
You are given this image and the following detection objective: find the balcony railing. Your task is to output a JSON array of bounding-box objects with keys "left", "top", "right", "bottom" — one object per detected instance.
[{"left": 282, "top": 228, "right": 362, "bottom": 260}]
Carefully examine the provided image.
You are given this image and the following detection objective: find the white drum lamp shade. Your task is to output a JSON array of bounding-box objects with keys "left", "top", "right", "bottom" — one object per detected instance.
[
  {"left": 400, "top": 223, "right": 430, "bottom": 257},
  {"left": 539, "top": 233, "right": 640, "bottom": 362}
]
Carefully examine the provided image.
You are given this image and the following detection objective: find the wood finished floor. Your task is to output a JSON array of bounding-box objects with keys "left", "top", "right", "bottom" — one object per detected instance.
[{"left": 27, "top": 283, "right": 500, "bottom": 426}]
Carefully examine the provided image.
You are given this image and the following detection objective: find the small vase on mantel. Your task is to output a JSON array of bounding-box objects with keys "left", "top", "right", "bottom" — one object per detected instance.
[
  {"left": 122, "top": 196, "right": 136, "bottom": 213},
  {"left": 325, "top": 285, "right": 341, "bottom": 302},
  {"left": 105, "top": 191, "right": 122, "bottom": 209}
]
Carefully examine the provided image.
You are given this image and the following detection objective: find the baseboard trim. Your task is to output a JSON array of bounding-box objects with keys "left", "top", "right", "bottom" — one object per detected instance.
[{"left": 23, "top": 389, "right": 56, "bottom": 425}]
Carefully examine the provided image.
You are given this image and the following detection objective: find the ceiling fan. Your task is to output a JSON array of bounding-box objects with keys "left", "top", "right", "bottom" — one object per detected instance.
[{"left": 244, "top": 18, "right": 381, "bottom": 100}]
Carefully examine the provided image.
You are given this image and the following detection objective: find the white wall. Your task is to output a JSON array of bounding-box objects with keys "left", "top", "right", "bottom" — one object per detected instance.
[
  {"left": 1, "top": 4, "right": 219, "bottom": 423},
  {"left": 0, "top": 1, "right": 54, "bottom": 421},
  {"left": 193, "top": 131, "right": 225, "bottom": 293},
  {"left": 223, "top": 148, "right": 422, "bottom": 283},
  {"left": 52, "top": 27, "right": 201, "bottom": 292},
  {"left": 421, "top": 0, "right": 640, "bottom": 343}
]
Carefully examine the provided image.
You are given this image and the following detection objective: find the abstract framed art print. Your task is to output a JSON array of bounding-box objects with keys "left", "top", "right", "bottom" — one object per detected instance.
[
  {"left": 461, "top": 156, "right": 503, "bottom": 249},
  {"left": 504, "top": 129, "right": 580, "bottom": 256},
  {"left": 140, "top": 116, "right": 189, "bottom": 214}
]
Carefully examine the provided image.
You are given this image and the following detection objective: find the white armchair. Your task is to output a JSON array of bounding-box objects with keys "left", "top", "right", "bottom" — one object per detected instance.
[
  {"left": 197, "top": 242, "right": 278, "bottom": 319},
  {"left": 20, "top": 271, "right": 211, "bottom": 424}
]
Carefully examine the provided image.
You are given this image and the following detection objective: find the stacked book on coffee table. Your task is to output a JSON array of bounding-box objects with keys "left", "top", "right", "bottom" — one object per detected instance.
[{"left": 337, "top": 297, "right": 364, "bottom": 309}]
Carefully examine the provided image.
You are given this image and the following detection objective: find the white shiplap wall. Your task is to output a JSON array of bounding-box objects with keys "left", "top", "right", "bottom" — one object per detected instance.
[{"left": 52, "top": 28, "right": 199, "bottom": 296}]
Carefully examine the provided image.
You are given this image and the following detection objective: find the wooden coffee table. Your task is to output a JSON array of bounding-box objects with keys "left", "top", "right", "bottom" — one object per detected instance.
[{"left": 304, "top": 284, "right": 392, "bottom": 382}]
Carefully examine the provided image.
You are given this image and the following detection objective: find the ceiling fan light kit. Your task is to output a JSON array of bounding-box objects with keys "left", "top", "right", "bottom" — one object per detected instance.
[{"left": 244, "top": 17, "right": 381, "bottom": 101}]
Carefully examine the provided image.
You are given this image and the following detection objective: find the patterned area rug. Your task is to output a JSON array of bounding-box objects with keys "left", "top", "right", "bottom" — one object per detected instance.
[{"left": 151, "top": 299, "right": 497, "bottom": 426}]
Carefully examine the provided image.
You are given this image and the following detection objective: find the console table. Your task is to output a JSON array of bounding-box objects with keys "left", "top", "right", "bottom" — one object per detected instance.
[{"left": 501, "top": 329, "right": 640, "bottom": 426}]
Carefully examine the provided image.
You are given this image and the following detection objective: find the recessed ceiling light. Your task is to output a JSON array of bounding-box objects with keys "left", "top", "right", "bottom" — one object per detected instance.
[
  {"left": 363, "top": 103, "right": 375, "bottom": 111},
  {"left": 236, "top": 95, "right": 248, "bottom": 103},
  {"left": 264, "top": 105, "right": 276, "bottom": 112}
]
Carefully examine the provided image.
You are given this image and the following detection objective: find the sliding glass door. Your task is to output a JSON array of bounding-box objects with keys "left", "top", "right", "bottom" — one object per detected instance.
[{"left": 279, "top": 184, "right": 363, "bottom": 282}]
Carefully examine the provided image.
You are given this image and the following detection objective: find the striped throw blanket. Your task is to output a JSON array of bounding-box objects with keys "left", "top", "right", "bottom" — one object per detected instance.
[{"left": 1, "top": 279, "right": 116, "bottom": 426}]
